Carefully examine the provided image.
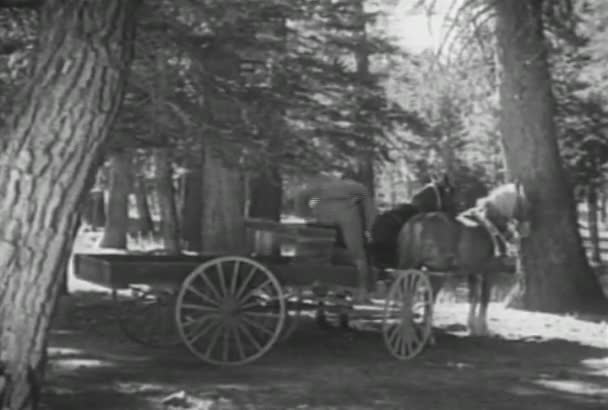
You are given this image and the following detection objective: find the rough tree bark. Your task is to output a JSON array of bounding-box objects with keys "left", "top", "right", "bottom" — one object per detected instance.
[
  {"left": 353, "top": 0, "right": 375, "bottom": 198},
  {"left": 154, "top": 147, "right": 181, "bottom": 254},
  {"left": 0, "top": 1, "right": 137, "bottom": 408},
  {"left": 81, "top": 189, "right": 105, "bottom": 229},
  {"left": 201, "top": 147, "right": 246, "bottom": 253},
  {"left": 99, "top": 150, "right": 132, "bottom": 249},
  {"left": 200, "top": 41, "right": 246, "bottom": 254},
  {"left": 180, "top": 159, "right": 203, "bottom": 251},
  {"left": 601, "top": 188, "right": 607, "bottom": 223},
  {"left": 248, "top": 167, "right": 282, "bottom": 221},
  {"left": 133, "top": 173, "right": 154, "bottom": 235},
  {"left": 495, "top": 1, "right": 605, "bottom": 313},
  {"left": 587, "top": 186, "right": 601, "bottom": 265}
]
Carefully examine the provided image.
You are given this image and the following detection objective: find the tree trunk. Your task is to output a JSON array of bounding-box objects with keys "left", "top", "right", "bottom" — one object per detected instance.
[
  {"left": 81, "top": 188, "right": 106, "bottom": 229},
  {"left": 133, "top": 174, "right": 154, "bottom": 235},
  {"left": 201, "top": 147, "right": 246, "bottom": 254},
  {"left": 248, "top": 167, "right": 282, "bottom": 221},
  {"left": 154, "top": 148, "right": 181, "bottom": 254},
  {"left": 0, "top": 1, "right": 137, "bottom": 408},
  {"left": 495, "top": 1, "right": 605, "bottom": 313},
  {"left": 600, "top": 188, "right": 607, "bottom": 223},
  {"left": 99, "top": 150, "right": 132, "bottom": 249},
  {"left": 353, "top": 0, "right": 375, "bottom": 199},
  {"left": 200, "top": 40, "right": 246, "bottom": 254},
  {"left": 180, "top": 161, "right": 203, "bottom": 251},
  {"left": 587, "top": 186, "right": 601, "bottom": 265}
]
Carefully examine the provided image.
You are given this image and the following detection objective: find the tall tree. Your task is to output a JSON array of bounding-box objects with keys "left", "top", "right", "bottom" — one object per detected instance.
[
  {"left": 494, "top": 0, "right": 605, "bottom": 312},
  {"left": 179, "top": 155, "right": 203, "bottom": 251},
  {"left": 154, "top": 147, "right": 181, "bottom": 253},
  {"left": 0, "top": 0, "right": 137, "bottom": 408},
  {"left": 99, "top": 149, "right": 132, "bottom": 249},
  {"left": 200, "top": 39, "right": 246, "bottom": 253}
]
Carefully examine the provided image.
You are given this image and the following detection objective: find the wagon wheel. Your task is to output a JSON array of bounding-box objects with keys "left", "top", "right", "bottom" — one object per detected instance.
[
  {"left": 113, "top": 286, "right": 181, "bottom": 348},
  {"left": 382, "top": 269, "right": 434, "bottom": 360},
  {"left": 278, "top": 287, "right": 302, "bottom": 342},
  {"left": 175, "top": 256, "right": 286, "bottom": 366}
]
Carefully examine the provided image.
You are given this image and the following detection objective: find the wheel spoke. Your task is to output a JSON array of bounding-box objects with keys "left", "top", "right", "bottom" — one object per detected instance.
[
  {"left": 176, "top": 257, "right": 285, "bottom": 365},
  {"left": 382, "top": 270, "right": 434, "bottom": 360},
  {"left": 197, "top": 270, "right": 223, "bottom": 302},
  {"left": 390, "top": 326, "right": 402, "bottom": 353},
  {"left": 184, "top": 317, "right": 219, "bottom": 344},
  {"left": 239, "top": 279, "right": 273, "bottom": 304},
  {"left": 186, "top": 284, "right": 220, "bottom": 307},
  {"left": 181, "top": 314, "right": 215, "bottom": 330},
  {"left": 230, "top": 260, "right": 241, "bottom": 294},
  {"left": 240, "top": 297, "right": 280, "bottom": 310},
  {"left": 240, "top": 315, "right": 276, "bottom": 337},
  {"left": 204, "top": 323, "right": 224, "bottom": 357},
  {"left": 387, "top": 323, "right": 400, "bottom": 346},
  {"left": 180, "top": 303, "right": 219, "bottom": 312},
  {"left": 232, "top": 325, "right": 246, "bottom": 361},
  {"left": 217, "top": 262, "right": 228, "bottom": 297},
  {"left": 237, "top": 321, "right": 263, "bottom": 351},
  {"left": 222, "top": 326, "right": 230, "bottom": 362},
  {"left": 235, "top": 265, "right": 257, "bottom": 299}
]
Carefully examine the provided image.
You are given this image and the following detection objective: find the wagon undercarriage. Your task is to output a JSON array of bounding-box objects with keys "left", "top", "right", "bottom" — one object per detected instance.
[{"left": 73, "top": 252, "right": 436, "bottom": 366}]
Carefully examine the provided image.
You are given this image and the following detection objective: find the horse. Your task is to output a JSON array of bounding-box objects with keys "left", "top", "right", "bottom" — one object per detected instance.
[
  {"left": 369, "top": 173, "right": 458, "bottom": 270},
  {"left": 396, "top": 181, "right": 532, "bottom": 336}
]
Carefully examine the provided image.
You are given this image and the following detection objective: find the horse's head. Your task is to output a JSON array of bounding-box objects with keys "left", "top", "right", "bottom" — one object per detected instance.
[{"left": 411, "top": 173, "right": 457, "bottom": 215}]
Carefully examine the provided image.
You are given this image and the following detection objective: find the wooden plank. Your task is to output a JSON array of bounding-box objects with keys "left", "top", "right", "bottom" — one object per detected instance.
[
  {"left": 270, "top": 262, "right": 358, "bottom": 287},
  {"left": 72, "top": 253, "right": 216, "bottom": 289}
]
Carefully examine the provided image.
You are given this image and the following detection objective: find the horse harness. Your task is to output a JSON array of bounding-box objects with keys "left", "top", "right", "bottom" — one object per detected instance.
[{"left": 457, "top": 206, "right": 510, "bottom": 257}]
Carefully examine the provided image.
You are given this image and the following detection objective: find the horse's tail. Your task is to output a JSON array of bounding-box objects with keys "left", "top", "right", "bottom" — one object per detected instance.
[
  {"left": 396, "top": 215, "right": 426, "bottom": 269},
  {"left": 396, "top": 212, "right": 458, "bottom": 271}
]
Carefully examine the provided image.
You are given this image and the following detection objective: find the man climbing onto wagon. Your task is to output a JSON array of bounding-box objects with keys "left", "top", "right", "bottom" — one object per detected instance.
[{"left": 291, "top": 172, "right": 377, "bottom": 303}]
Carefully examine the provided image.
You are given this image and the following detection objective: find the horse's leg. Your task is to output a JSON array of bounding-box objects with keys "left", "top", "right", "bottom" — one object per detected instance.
[
  {"left": 427, "top": 274, "right": 443, "bottom": 347},
  {"left": 467, "top": 274, "right": 479, "bottom": 334},
  {"left": 476, "top": 273, "right": 491, "bottom": 336},
  {"left": 338, "top": 211, "right": 369, "bottom": 303}
]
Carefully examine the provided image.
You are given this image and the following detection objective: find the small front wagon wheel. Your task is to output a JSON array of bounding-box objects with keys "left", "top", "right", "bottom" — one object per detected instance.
[
  {"left": 382, "top": 269, "right": 434, "bottom": 360},
  {"left": 175, "top": 256, "right": 285, "bottom": 366}
]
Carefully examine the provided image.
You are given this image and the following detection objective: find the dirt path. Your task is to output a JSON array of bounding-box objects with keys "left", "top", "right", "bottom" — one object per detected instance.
[{"left": 43, "top": 295, "right": 608, "bottom": 410}]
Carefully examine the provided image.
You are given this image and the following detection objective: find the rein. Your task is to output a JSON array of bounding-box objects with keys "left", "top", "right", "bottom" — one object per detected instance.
[{"left": 431, "top": 182, "right": 442, "bottom": 211}]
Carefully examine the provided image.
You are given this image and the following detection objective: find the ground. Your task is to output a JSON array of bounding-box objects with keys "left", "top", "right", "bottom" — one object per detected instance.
[
  {"left": 43, "top": 292, "right": 608, "bottom": 410},
  {"left": 41, "top": 230, "right": 608, "bottom": 410}
]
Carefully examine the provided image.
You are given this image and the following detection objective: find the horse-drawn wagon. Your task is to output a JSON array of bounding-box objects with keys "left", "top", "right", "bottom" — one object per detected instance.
[
  {"left": 72, "top": 178, "right": 528, "bottom": 367},
  {"left": 72, "top": 218, "right": 435, "bottom": 366}
]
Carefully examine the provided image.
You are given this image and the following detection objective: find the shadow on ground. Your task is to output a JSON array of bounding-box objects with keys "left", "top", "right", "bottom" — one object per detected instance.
[{"left": 43, "top": 295, "right": 608, "bottom": 410}]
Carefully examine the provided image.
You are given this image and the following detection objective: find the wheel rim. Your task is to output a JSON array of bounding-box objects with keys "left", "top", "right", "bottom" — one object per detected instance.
[
  {"left": 175, "top": 256, "right": 285, "bottom": 365},
  {"left": 114, "top": 287, "right": 181, "bottom": 348},
  {"left": 382, "top": 269, "right": 434, "bottom": 360}
]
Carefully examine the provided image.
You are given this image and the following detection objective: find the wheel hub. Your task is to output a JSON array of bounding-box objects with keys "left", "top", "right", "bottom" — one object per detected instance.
[{"left": 219, "top": 296, "right": 240, "bottom": 316}]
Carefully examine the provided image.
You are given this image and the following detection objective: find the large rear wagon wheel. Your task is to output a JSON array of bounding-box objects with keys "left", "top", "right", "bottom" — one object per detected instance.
[
  {"left": 175, "top": 256, "right": 285, "bottom": 366},
  {"left": 113, "top": 286, "right": 181, "bottom": 348},
  {"left": 382, "top": 269, "right": 434, "bottom": 360}
]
